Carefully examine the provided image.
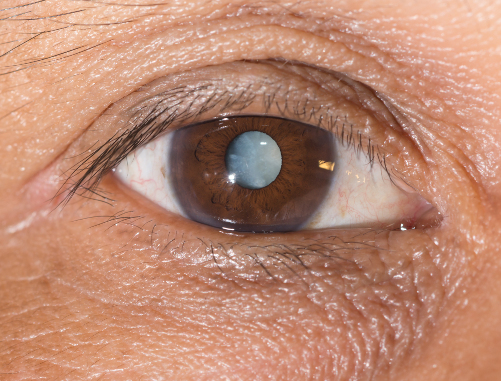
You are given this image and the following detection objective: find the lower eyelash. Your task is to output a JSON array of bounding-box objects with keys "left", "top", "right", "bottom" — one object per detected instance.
[
  {"left": 72, "top": 210, "right": 149, "bottom": 230},
  {"left": 71, "top": 206, "right": 387, "bottom": 283}
]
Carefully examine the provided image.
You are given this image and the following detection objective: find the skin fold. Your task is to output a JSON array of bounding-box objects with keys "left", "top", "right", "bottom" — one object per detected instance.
[{"left": 1, "top": 0, "right": 501, "bottom": 380}]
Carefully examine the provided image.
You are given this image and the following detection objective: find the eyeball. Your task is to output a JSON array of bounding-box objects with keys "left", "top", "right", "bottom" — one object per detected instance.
[{"left": 116, "top": 116, "right": 432, "bottom": 232}]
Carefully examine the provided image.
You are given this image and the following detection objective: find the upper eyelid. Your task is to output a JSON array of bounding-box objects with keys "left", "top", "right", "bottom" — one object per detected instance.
[
  {"left": 55, "top": 60, "right": 418, "bottom": 208},
  {"left": 5, "top": 18, "right": 424, "bottom": 196}
]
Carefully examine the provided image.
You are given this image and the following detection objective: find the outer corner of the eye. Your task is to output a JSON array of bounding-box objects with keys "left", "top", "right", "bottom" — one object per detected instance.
[
  {"left": 114, "top": 161, "right": 129, "bottom": 180},
  {"left": 409, "top": 203, "right": 443, "bottom": 230}
]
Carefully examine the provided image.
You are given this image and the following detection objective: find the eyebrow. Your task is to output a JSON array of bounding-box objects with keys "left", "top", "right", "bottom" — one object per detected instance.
[
  {"left": 0, "top": 0, "right": 368, "bottom": 79},
  {"left": 0, "top": 1, "right": 264, "bottom": 73},
  {"left": 0, "top": 1, "right": 126, "bottom": 76}
]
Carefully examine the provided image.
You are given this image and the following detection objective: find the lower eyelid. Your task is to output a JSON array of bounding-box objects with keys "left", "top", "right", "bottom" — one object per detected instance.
[
  {"left": 104, "top": 174, "right": 438, "bottom": 284},
  {"left": 63, "top": 176, "right": 446, "bottom": 372},
  {"left": 44, "top": 153, "right": 446, "bottom": 377}
]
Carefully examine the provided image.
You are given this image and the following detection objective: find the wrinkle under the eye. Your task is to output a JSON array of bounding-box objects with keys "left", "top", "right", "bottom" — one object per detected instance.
[{"left": 51, "top": 190, "right": 445, "bottom": 379}]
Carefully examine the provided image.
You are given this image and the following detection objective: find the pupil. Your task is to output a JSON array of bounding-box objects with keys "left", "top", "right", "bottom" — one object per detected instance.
[{"left": 225, "top": 131, "right": 282, "bottom": 190}]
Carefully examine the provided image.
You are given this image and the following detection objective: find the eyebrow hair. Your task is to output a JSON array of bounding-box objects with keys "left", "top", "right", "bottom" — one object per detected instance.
[
  {"left": 0, "top": 0, "right": 349, "bottom": 78},
  {"left": 0, "top": 1, "right": 125, "bottom": 76}
]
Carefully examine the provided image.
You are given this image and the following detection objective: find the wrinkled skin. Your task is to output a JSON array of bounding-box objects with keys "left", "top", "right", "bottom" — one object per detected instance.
[{"left": 1, "top": 0, "right": 501, "bottom": 380}]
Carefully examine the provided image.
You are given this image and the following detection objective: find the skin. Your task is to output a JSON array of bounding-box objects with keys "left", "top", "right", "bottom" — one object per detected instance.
[{"left": 1, "top": 0, "right": 501, "bottom": 379}]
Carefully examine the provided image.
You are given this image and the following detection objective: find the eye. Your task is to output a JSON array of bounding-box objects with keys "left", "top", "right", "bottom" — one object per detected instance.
[
  {"left": 115, "top": 114, "right": 431, "bottom": 232},
  {"left": 62, "top": 60, "right": 437, "bottom": 233}
]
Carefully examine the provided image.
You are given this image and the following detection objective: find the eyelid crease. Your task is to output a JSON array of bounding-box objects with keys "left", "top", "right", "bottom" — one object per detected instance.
[{"left": 56, "top": 60, "right": 403, "bottom": 210}]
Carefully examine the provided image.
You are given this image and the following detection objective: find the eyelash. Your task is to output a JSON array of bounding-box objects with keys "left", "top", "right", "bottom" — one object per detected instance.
[{"left": 57, "top": 74, "right": 390, "bottom": 210}]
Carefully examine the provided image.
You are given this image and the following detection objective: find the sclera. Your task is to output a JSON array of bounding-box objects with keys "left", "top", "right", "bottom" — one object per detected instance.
[{"left": 115, "top": 133, "right": 184, "bottom": 217}]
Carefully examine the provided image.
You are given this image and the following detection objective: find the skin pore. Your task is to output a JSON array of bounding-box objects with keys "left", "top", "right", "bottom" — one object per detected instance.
[{"left": 1, "top": 0, "right": 501, "bottom": 379}]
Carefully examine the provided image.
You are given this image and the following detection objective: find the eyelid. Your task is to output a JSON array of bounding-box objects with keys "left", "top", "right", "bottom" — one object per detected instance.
[
  {"left": 9, "top": 19, "right": 420, "bottom": 204},
  {"left": 55, "top": 60, "right": 427, "bottom": 211}
]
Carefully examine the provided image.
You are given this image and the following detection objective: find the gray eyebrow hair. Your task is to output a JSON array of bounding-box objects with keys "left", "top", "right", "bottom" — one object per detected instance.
[
  {"left": 0, "top": 0, "right": 132, "bottom": 76},
  {"left": 0, "top": 0, "right": 309, "bottom": 77}
]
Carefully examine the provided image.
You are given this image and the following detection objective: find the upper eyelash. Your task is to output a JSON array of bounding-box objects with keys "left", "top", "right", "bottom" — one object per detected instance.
[{"left": 56, "top": 78, "right": 389, "bottom": 209}]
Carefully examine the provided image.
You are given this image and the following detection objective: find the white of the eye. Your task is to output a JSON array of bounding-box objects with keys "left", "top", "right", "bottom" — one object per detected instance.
[
  {"left": 225, "top": 131, "right": 282, "bottom": 190},
  {"left": 304, "top": 144, "right": 426, "bottom": 229},
  {"left": 115, "top": 134, "right": 183, "bottom": 216}
]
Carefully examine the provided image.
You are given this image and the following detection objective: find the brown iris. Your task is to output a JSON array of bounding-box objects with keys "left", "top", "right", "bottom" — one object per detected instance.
[{"left": 170, "top": 116, "right": 336, "bottom": 232}]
